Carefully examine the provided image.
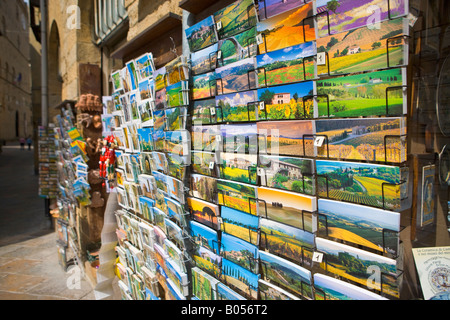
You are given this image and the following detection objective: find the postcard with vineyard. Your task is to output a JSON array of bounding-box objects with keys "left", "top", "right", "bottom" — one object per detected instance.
[
  {"left": 315, "top": 117, "right": 407, "bottom": 163},
  {"left": 259, "top": 250, "right": 313, "bottom": 299},
  {"left": 313, "top": 273, "right": 388, "bottom": 300},
  {"left": 257, "top": 187, "right": 316, "bottom": 231},
  {"left": 217, "top": 27, "right": 258, "bottom": 68},
  {"left": 316, "top": 0, "right": 408, "bottom": 38},
  {"left": 258, "top": 279, "right": 300, "bottom": 300},
  {"left": 186, "top": 15, "right": 218, "bottom": 53},
  {"left": 191, "top": 43, "right": 218, "bottom": 75},
  {"left": 257, "top": 3, "right": 315, "bottom": 54},
  {"left": 260, "top": 217, "right": 315, "bottom": 264},
  {"left": 187, "top": 196, "right": 221, "bottom": 230},
  {"left": 318, "top": 199, "right": 401, "bottom": 255},
  {"left": 317, "top": 67, "right": 407, "bottom": 118},
  {"left": 315, "top": 237, "right": 399, "bottom": 298},
  {"left": 258, "top": 155, "right": 315, "bottom": 195},
  {"left": 257, "top": 81, "right": 315, "bottom": 120},
  {"left": 221, "top": 233, "right": 259, "bottom": 274},
  {"left": 221, "top": 206, "right": 260, "bottom": 245},
  {"left": 217, "top": 179, "right": 258, "bottom": 215},
  {"left": 192, "top": 71, "right": 217, "bottom": 100},
  {"left": 257, "top": 120, "right": 314, "bottom": 157},
  {"left": 215, "top": 90, "right": 258, "bottom": 123},
  {"left": 213, "top": 0, "right": 258, "bottom": 40},
  {"left": 256, "top": 41, "right": 316, "bottom": 87},
  {"left": 219, "top": 152, "right": 258, "bottom": 185},
  {"left": 215, "top": 57, "right": 257, "bottom": 95},
  {"left": 221, "top": 258, "right": 259, "bottom": 299},
  {"left": 316, "top": 160, "right": 406, "bottom": 210},
  {"left": 257, "top": 0, "right": 306, "bottom": 21},
  {"left": 317, "top": 17, "right": 408, "bottom": 76}
]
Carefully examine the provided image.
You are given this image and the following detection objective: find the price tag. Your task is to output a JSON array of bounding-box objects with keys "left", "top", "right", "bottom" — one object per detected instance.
[
  {"left": 216, "top": 134, "right": 222, "bottom": 142},
  {"left": 257, "top": 167, "right": 264, "bottom": 176},
  {"left": 259, "top": 101, "right": 265, "bottom": 110},
  {"left": 209, "top": 161, "right": 215, "bottom": 170},
  {"left": 317, "top": 52, "right": 326, "bottom": 66},
  {"left": 217, "top": 50, "right": 222, "bottom": 59},
  {"left": 210, "top": 107, "right": 216, "bottom": 116},
  {"left": 216, "top": 21, "right": 222, "bottom": 30},
  {"left": 256, "top": 34, "right": 263, "bottom": 45},
  {"left": 312, "top": 252, "right": 324, "bottom": 263},
  {"left": 314, "top": 136, "right": 325, "bottom": 147},
  {"left": 217, "top": 216, "right": 223, "bottom": 226}
]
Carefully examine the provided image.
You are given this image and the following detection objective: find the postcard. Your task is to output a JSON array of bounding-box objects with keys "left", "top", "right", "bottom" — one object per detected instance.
[
  {"left": 189, "top": 173, "right": 218, "bottom": 204},
  {"left": 257, "top": 0, "right": 306, "bottom": 21},
  {"left": 217, "top": 179, "right": 258, "bottom": 215},
  {"left": 138, "top": 78, "right": 152, "bottom": 101},
  {"left": 217, "top": 27, "right": 258, "bottom": 68},
  {"left": 317, "top": 18, "right": 408, "bottom": 76},
  {"left": 166, "top": 258, "right": 189, "bottom": 297},
  {"left": 137, "top": 127, "right": 154, "bottom": 152},
  {"left": 139, "top": 152, "right": 153, "bottom": 175},
  {"left": 166, "top": 153, "right": 189, "bottom": 181},
  {"left": 191, "top": 43, "right": 218, "bottom": 75},
  {"left": 318, "top": 199, "right": 401, "bottom": 255},
  {"left": 215, "top": 90, "right": 258, "bottom": 123},
  {"left": 221, "top": 258, "right": 259, "bottom": 299},
  {"left": 192, "top": 71, "right": 217, "bottom": 100},
  {"left": 190, "top": 220, "right": 220, "bottom": 253},
  {"left": 221, "top": 206, "right": 259, "bottom": 245},
  {"left": 151, "top": 151, "right": 168, "bottom": 174},
  {"left": 138, "top": 100, "right": 154, "bottom": 127},
  {"left": 166, "top": 56, "right": 190, "bottom": 85},
  {"left": 420, "top": 165, "right": 436, "bottom": 227},
  {"left": 152, "top": 129, "right": 165, "bottom": 152},
  {"left": 213, "top": 0, "right": 257, "bottom": 39},
  {"left": 153, "top": 225, "right": 167, "bottom": 248},
  {"left": 258, "top": 279, "right": 300, "bottom": 300},
  {"left": 221, "top": 123, "right": 258, "bottom": 154},
  {"left": 138, "top": 174, "right": 157, "bottom": 199},
  {"left": 219, "top": 152, "right": 258, "bottom": 185},
  {"left": 315, "top": 237, "right": 399, "bottom": 297},
  {"left": 217, "top": 283, "right": 246, "bottom": 300},
  {"left": 260, "top": 217, "right": 314, "bottom": 264},
  {"left": 167, "top": 176, "right": 186, "bottom": 204},
  {"left": 135, "top": 52, "right": 154, "bottom": 81},
  {"left": 315, "top": 117, "right": 407, "bottom": 163},
  {"left": 152, "top": 170, "right": 168, "bottom": 195},
  {"left": 165, "top": 238, "right": 186, "bottom": 273},
  {"left": 154, "top": 67, "right": 167, "bottom": 91},
  {"left": 186, "top": 15, "right": 218, "bottom": 53},
  {"left": 258, "top": 155, "right": 315, "bottom": 195},
  {"left": 257, "top": 120, "right": 314, "bottom": 157},
  {"left": 154, "top": 87, "right": 167, "bottom": 110},
  {"left": 256, "top": 81, "right": 315, "bottom": 120},
  {"left": 192, "top": 151, "right": 219, "bottom": 177},
  {"left": 166, "top": 81, "right": 188, "bottom": 108},
  {"left": 313, "top": 273, "right": 388, "bottom": 300},
  {"left": 259, "top": 250, "right": 312, "bottom": 299},
  {"left": 129, "top": 91, "right": 140, "bottom": 123},
  {"left": 191, "top": 267, "right": 220, "bottom": 300},
  {"left": 126, "top": 60, "right": 138, "bottom": 91},
  {"left": 256, "top": 41, "right": 316, "bottom": 87},
  {"left": 215, "top": 58, "right": 256, "bottom": 95},
  {"left": 165, "top": 107, "right": 187, "bottom": 131},
  {"left": 191, "top": 125, "right": 220, "bottom": 152},
  {"left": 152, "top": 109, "right": 166, "bottom": 132},
  {"left": 316, "top": 160, "right": 406, "bottom": 210},
  {"left": 317, "top": 67, "right": 407, "bottom": 118},
  {"left": 138, "top": 221, "right": 155, "bottom": 252},
  {"left": 139, "top": 196, "right": 155, "bottom": 222},
  {"left": 192, "top": 98, "right": 218, "bottom": 125},
  {"left": 192, "top": 244, "right": 222, "bottom": 276},
  {"left": 188, "top": 196, "right": 221, "bottom": 230},
  {"left": 165, "top": 218, "right": 185, "bottom": 250},
  {"left": 221, "top": 233, "right": 259, "bottom": 274},
  {"left": 164, "top": 197, "right": 187, "bottom": 228},
  {"left": 315, "top": 0, "right": 408, "bottom": 38},
  {"left": 111, "top": 70, "right": 123, "bottom": 93},
  {"left": 257, "top": 3, "right": 314, "bottom": 54},
  {"left": 164, "top": 130, "right": 190, "bottom": 156}
]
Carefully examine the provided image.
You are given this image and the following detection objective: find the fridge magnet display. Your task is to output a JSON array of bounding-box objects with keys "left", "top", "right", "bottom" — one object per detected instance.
[
  {"left": 313, "top": 273, "right": 388, "bottom": 300},
  {"left": 191, "top": 43, "right": 218, "bottom": 75},
  {"left": 317, "top": 68, "right": 407, "bottom": 118},
  {"left": 316, "top": 160, "right": 407, "bottom": 210},
  {"left": 317, "top": 199, "right": 401, "bottom": 255},
  {"left": 258, "top": 279, "right": 300, "bottom": 300},
  {"left": 221, "top": 232, "right": 259, "bottom": 273},
  {"left": 315, "top": 117, "right": 407, "bottom": 163},
  {"left": 256, "top": 41, "right": 316, "bottom": 87},
  {"left": 219, "top": 152, "right": 258, "bottom": 185},
  {"left": 217, "top": 179, "right": 258, "bottom": 215},
  {"left": 185, "top": 16, "right": 219, "bottom": 53},
  {"left": 187, "top": 196, "right": 221, "bottom": 230},
  {"left": 257, "top": 186, "right": 316, "bottom": 231},
  {"left": 315, "top": 237, "right": 399, "bottom": 298},
  {"left": 213, "top": 0, "right": 258, "bottom": 40},
  {"left": 215, "top": 90, "right": 258, "bottom": 123},
  {"left": 257, "top": 0, "right": 306, "bottom": 21},
  {"left": 192, "top": 71, "right": 217, "bottom": 100},
  {"left": 221, "top": 258, "right": 259, "bottom": 299},
  {"left": 215, "top": 58, "right": 256, "bottom": 95},
  {"left": 217, "top": 27, "right": 258, "bottom": 68},
  {"left": 259, "top": 250, "right": 313, "bottom": 299},
  {"left": 260, "top": 217, "right": 315, "bottom": 263},
  {"left": 257, "top": 3, "right": 314, "bottom": 54},
  {"left": 217, "top": 282, "right": 247, "bottom": 300},
  {"left": 220, "top": 206, "right": 260, "bottom": 245},
  {"left": 258, "top": 155, "right": 315, "bottom": 195}
]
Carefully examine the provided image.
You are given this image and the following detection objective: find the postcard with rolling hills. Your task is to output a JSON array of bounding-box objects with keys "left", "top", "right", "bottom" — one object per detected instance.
[
  {"left": 221, "top": 233, "right": 259, "bottom": 274},
  {"left": 185, "top": 15, "right": 218, "bottom": 53},
  {"left": 215, "top": 90, "right": 258, "bottom": 123},
  {"left": 219, "top": 152, "right": 258, "bottom": 185},
  {"left": 317, "top": 198, "right": 401, "bottom": 255},
  {"left": 192, "top": 71, "right": 217, "bottom": 100},
  {"left": 315, "top": 0, "right": 408, "bottom": 38},
  {"left": 315, "top": 237, "right": 400, "bottom": 298},
  {"left": 314, "top": 117, "right": 407, "bottom": 163},
  {"left": 215, "top": 57, "right": 257, "bottom": 95},
  {"left": 213, "top": 0, "right": 258, "bottom": 40},
  {"left": 316, "top": 159, "right": 408, "bottom": 211},
  {"left": 217, "top": 179, "right": 258, "bottom": 215},
  {"left": 317, "top": 17, "right": 408, "bottom": 76},
  {"left": 256, "top": 2, "right": 315, "bottom": 54},
  {"left": 316, "top": 67, "right": 407, "bottom": 118},
  {"left": 257, "top": 0, "right": 307, "bottom": 21},
  {"left": 256, "top": 41, "right": 316, "bottom": 87}
]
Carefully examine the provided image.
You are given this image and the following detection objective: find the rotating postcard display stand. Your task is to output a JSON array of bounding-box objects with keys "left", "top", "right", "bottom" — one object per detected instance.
[{"left": 101, "top": 0, "right": 450, "bottom": 300}]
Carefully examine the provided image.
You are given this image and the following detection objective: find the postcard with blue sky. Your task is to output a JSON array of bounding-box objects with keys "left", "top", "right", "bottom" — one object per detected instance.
[
  {"left": 186, "top": 15, "right": 218, "bottom": 53},
  {"left": 191, "top": 43, "right": 218, "bottom": 75},
  {"left": 189, "top": 220, "right": 220, "bottom": 254},
  {"left": 221, "top": 232, "right": 259, "bottom": 274},
  {"left": 221, "top": 206, "right": 260, "bottom": 245},
  {"left": 217, "top": 283, "right": 246, "bottom": 300},
  {"left": 221, "top": 258, "right": 259, "bottom": 299}
]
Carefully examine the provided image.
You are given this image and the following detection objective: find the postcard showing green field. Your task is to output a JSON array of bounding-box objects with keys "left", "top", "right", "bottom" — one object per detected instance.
[
  {"left": 192, "top": 99, "right": 217, "bottom": 125},
  {"left": 317, "top": 68, "right": 406, "bottom": 118},
  {"left": 316, "top": 160, "right": 404, "bottom": 210},
  {"left": 316, "top": 0, "right": 408, "bottom": 38},
  {"left": 221, "top": 258, "right": 259, "bottom": 299},
  {"left": 192, "top": 246, "right": 221, "bottom": 277},
  {"left": 257, "top": 120, "right": 314, "bottom": 157},
  {"left": 215, "top": 58, "right": 256, "bottom": 95},
  {"left": 185, "top": 15, "right": 218, "bottom": 53},
  {"left": 213, "top": 0, "right": 258, "bottom": 39},
  {"left": 191, "top": 267, "right": 220, "bottom": 300},
  {"left": 317, "top": 18, "right": 407, "bottom": 76},
  {"left": 260, "top": 217, "right": 314, "bottom": 264},
  {"left": 257, "top": 81, "right": 314, "bottom": 120},
  {"left": 313, "top": 273, "right": 387, "bottom": 300},
  {"left": 256, "top": 41, "right": 316, "bottom": 87},
  {"left": 165, "top": 107, "right": 187, "bottom": 131},
  {"left": 192, "top": 150, "right": 218, "bottom": 177},
  {"left": 258, "top": 279, "right": 300, "bottom": 300},
  {"left": 217, "top": 27, "right": 258, "bottom": 68},
  {"left": 192, "top": 71, "right": 217, "bottom": 100},
  {"left": 215, "top": 90, "right": 258, "bottom": 123},
  {"left": 316, "top": 237, "right": 399, "bottom": 298},
  {"left": 219, "top": 152, "right": 258, "bottom": 185},
  {"left": 315, "top": 117, "right": 407, "bottom": 163},
  {"left": 258, "top": 155, "right": 315, "bottom": 195},
  {"left": 259, "top": 250, "right": 313, "bottom": 299},
  {"left": 217, "top": 179, "right": 258, "bottom": 215},
  {"left": 166, "top": 81, "right": 188, "bottom": 108},
  {"left": 221, "top": 233, "right": 259, "bottom": 274},
  {"left": 257, "top": 187, "right": 316, "bottom": 232},
  {"left": 318, "top": 199, "right": 400, "bottom": 255},
  {"left": 221, "top": 206, "right": 260, "bottom": 245}
]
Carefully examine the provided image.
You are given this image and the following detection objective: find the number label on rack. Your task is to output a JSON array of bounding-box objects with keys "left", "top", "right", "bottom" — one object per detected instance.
[
  {"left": 317, "top": 52, "right": 326, "bottom": 66},
  {"left": 314, "top": 136, "right": 325, "bottom": 147},
  {"left": 312, "top": 252, "right": 324, "bottom": 263}
]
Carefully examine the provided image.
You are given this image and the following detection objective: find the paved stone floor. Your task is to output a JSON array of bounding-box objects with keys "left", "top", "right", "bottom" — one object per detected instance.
[{"left": 0, "top": 143, "right": 95, "bottom": 300}]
